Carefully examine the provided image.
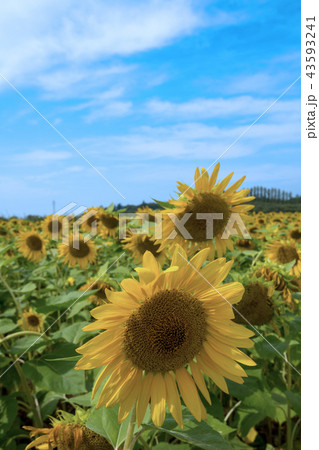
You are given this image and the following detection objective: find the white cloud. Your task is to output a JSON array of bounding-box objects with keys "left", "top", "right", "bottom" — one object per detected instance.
[
  {"left": 0, "top": 0, "right": 204, "bottom": 89},
  {"left": 10, "top": 150, "right": 72, "bottom": 165},
  {"left": 81, "top": 118, "right": 300, "bottom": 161},
  {"left": 144, "top": 96, "right": 300, "bottom": 120}
]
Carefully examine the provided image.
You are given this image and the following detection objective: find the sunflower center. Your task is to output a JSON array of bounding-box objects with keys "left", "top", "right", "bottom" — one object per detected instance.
[
  {"left": 277, "top": 245, "right": 299, "bottom": 264},
  {"left": 123, "top": 289, "right": 207, "bottom": 372},
  {"left": 86, "top": 214, "right": 98, "bottom": 227},
  {"left": 48, "top": 219, "right": 62, "bottom": 233},
  {"left": 100, "top": 214, "right": 118, "bottom": 229},
  {"left": 136, "top": 236, "right": 161, "bottom": 256},
  {"left": 69, "top": 241, "right": 90, "bottom": 258},
  {"left": 26, "top": 235, "right": 43, "bottom": 251},
  {"left": 178, "top": 193, "right": 230, "bottom": 241},
  {"left": 27, "top": 315, "right": 40, "bottom": 327},
  {"left": 290, "top": 229, "right": 301, "bottom": 240}
]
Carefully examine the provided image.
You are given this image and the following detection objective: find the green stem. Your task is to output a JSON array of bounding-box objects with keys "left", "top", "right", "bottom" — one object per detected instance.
[
  {"left": 0, "top": 331, "right": 46, "bottom": 345},
  {"left": 0, "top": 337, "right": 42, "bottom": 427},
  {"left": 15, "top": 362, "right": 43, "bottom": 427},
  {"left": 286, "top": 347, "right": 292, "bottom": 450},
  {"left": 0, "top": 273, "right": 23, "bottom": 317},
  {"left": 123, "top": 405, "right": 136, "bottom": 450}
]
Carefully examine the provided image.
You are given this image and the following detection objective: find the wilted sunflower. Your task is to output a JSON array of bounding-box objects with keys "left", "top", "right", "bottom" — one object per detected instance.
[
  {"left": 23, "top": 409, "right": 112, "bottom": 450},
  {"left": 17, "top": 230, "right": 46, "bottom": 262},
  {"left": 234, "top": 282, "right": 274, "bottom": 326},
  {"left": 122, "top": 231, "right": 167, "bottom": 264},
  {"left": 265, "top": 240, "right": 301, "bottom": 277},
  {"left": 76, "top": 245, "right": 255, "bottom": 428},
  {"left": 41, "top": 214, "right": 64, "bottom": 239},
  {"left": 158, "top": 164, "right": 254, "bottom": 257},
  {"left": 81, "top": 207, "right": 100, "bottom": 233},
  {"left": 21, "top": 308, "right": 43, "bottom": 332},
  {"left": 98, "top": 209, "right": 119, "bottom": 238},
  {"left": 58, "top": 235, "right": 97, "bottom": 268},
  {"left": 79, "top": 279, "right": 114, "bottom": 306}
]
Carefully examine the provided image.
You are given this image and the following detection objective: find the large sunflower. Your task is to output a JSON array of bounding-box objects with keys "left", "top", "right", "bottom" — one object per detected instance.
[
  {"left": 265, "top": 240, "right": 301, "bottom": 277},
  {"left": 159, "top": 164, "right": 254, "bottom": 257},
  {"left": 41, "top": 214, "right": 64, "bottom": 239},
  {"left": 122, "top": 231, "right": 167, "bottom": 264},
  {"left": 76, "top": 245, "right": 255, "bottom": 428},
  {"left": 58, "top": 235, "right": 97, "bottom": 268},
  {"left": 17, "top": 230, "right": 46, "bottom": 262}
]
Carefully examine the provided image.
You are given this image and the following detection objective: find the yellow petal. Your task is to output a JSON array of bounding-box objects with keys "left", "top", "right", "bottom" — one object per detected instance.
[
  {"left": 164, "top": 372, "right": 183, "bottom": 428},
  {"left": 189, "top": 361, "right": 211, "bottom": 405},
  {"left": 175, "top": 367, "right": 201, "bottom": 422},
  {"left": 136, "top": 373, "right": 153, "bottom": 426},
  {"left": 151, "top": 373, "right": 167, "bottom": 427}
]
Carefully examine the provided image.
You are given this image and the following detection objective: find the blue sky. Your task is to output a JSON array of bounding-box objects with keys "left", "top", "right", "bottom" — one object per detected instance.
[{"left": 0, "top": 0, "right": 300, "bottom": 217}]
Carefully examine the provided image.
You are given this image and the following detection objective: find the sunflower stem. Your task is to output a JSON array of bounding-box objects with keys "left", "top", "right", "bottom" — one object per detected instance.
[
  {"left": 0, "top": 273, "right": 23, "bottom": 318},
  {"left": 0, "top": 330, "right": 46, "bottom": 345},
  {"left": 123, "top": 405, "right": 136, "bottom": 450},
  {"left": 0, "top": 336, "right": 42, "bottom": 427}
]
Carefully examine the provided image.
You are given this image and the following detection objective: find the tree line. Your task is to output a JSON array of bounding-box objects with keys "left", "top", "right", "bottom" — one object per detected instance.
[{"left": 249, "top": 187, "right": 301, "bottom": 202}]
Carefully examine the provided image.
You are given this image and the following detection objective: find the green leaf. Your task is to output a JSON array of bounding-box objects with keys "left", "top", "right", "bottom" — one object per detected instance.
[
  {"left": 0, "top": 396, "right": 18, "bottom": 440},
  {"left": 19, "top": 282, "right": 36, "bottom": 293},
  {"left": 285, "top": 391, "right": 301, "bottom": 416},
  {"left": 37, "top": 291, "right": 92, "bottom": 313},
  {"left": 242, "top": 391, "right": 276, "bottom": 419},
  {"left": 254, "top": 335, "right": 288, "bottom": 360},
  {"left": 86, "top": 405, "right": 132, "bottom": 449},
  {"left": 0, "top": 318, "right": 18, "bottom": 334},
  {"left": 239, "top": 412, "right": 264, "bottom": 438},
  {"left": 152, "top": 199, "right": 175, "bottom": 209},
  {"left": 145, "top": 414, "right": 235, "bottom": 450}
]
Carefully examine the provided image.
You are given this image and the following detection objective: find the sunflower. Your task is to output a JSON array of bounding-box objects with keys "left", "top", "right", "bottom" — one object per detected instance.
[
  {"left": 41, "top": 214, "right": 64, "bottom": 239},
  {"left": 81, "top": 207, "right": 100, "bottom": 233},
  {"left": 235, "top": 238, "right": 255, "bottom": 251},
  {"left": 17, "top": 230, "right": 46, "bottom": 262},
  {"left": 76, "top": 245, "right": 255, "bottom": 428},
  {"left": 21, "top": 308, "right": 43, "bottom": 332},
  {"left": 58, "top": 235, "right": 97, "bottom": 268},
  {"left": 98, "top": 209, "right": 119, "bottom": 238},
  {"left": 265, "top": 240, "right": 301, "bottom": 277},
  {"left": 79, "top": 279, "right": 114, "bottom": 306},
  {"left": 158, "top": 164, "right": 254, "bottom": 257},
  {"left": 23, "top": 409, "right": 112, "bottom": 450},
  {"left": 289, "top": 228, "right": 301, "bottom": 242},
  {"left": 233, "top": 282, "right": 274, "bottom": 326},
  {"left": 122, "top": 231, "right": 167, "bottom": 264}
]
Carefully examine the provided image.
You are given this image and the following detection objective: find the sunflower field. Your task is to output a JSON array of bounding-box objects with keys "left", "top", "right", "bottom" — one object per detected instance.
[{"left": 0, "top": 165, "right": 301, "bottom": 450}]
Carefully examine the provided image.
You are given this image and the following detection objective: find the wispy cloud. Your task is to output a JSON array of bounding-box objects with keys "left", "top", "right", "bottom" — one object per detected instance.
[{"left": 10, "top": 150, "right": 72, "bottom": 165}]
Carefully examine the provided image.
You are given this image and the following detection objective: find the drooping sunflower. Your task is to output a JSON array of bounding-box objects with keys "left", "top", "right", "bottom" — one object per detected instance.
[
  {"left": 98, "top": 209, "right": 119, "bottom": 238},
  {"left": 158, "top": 164, "right": 254, "bottom": 257},
  {"left": 23, "top": 409, "right": 112, "bottom": 450},
  {"left": 21, "top": 308, "right": 43, "bottom": 332},
  {"left": 265, "top": 240, "right": 301, "bottom": 277},
  {"left": 58, "top": 235, "right": 97, "bottom": 268},
  {"left": 233, "top": 282, "right": 274, "bottom": 326},
  {"left": 41, "top": 214, "right": 64, "bottom": 240},
  {"left": 17, "top": 230, "right": 46, "bottom": 262},
  {"left": 122, "top": 231, "right": 167, "bottom": 264},
  {"left": 76, "top": 245, "right": 255, "bottom": 428},
  {"left": 79, "top": 279, "right": 115, "bottom": 306}
]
